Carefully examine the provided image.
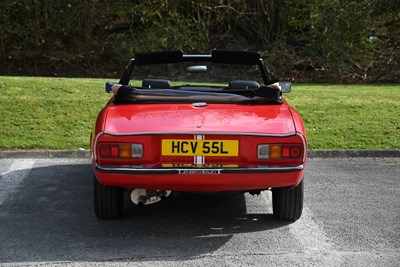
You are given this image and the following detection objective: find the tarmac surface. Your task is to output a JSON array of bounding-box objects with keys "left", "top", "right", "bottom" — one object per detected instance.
[{"left": 0, "top": 156, "right": 399, "bottom": 266}]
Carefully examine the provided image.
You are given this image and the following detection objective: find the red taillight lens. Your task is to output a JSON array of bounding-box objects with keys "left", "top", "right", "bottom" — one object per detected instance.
[
  {"left": 281, "top": 145, "right": 302, "bottom": 159},
  {"left": 282, "top": 147, "right": 290, "bottom": 157},
  {"left": 111, "top": 146, "right": 119, "bottom": 157},
  {"left": 289, "top": 146, "right": 302, "bottom": 158},
  {"left": 100, "top": 146, "right": 111, "bottom": 157},
  {"left": 99, "top": 144, "right": 119, "bottom": 158}
]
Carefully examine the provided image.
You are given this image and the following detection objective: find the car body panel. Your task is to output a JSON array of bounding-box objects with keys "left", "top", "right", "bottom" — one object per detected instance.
[
  {"left": 102, "top": 102, "right": 296, "bottom": 135},
  {"left": 94, "top": 168, "right": 305, "bottom": 192},
  {"left": 92, "top": 129, "right": 306, "bottom": 191}
]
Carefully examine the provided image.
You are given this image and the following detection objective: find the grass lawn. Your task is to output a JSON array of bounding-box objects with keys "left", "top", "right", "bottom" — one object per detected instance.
[
  {"left": 285, "top": 84, "right": 400, "bottom": 149},
  {"left": 0, "top": 76, "right": 399, "bottom": 150}
]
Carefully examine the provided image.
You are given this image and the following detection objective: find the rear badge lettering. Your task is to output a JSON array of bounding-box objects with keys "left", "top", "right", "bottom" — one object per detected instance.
[
  {"left": 162, "top": 163, "right": 238, "bottom": 168},
  {"left": 179, "top": 169, "right": 220, "bottom": 174}
]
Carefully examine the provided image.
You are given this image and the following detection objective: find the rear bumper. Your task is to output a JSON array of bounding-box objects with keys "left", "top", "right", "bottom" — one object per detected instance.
[
  {"left": 96, "top": 163, "right": 303, "bottom": 174},
  {"left": 94, "top": 164, "right": 304, "bottom": 191}
]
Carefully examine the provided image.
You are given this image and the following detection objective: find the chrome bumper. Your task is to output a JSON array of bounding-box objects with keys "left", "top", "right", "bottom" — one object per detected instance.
[{"left": 95, "top": 164, "right": 304, "bottom": 175}]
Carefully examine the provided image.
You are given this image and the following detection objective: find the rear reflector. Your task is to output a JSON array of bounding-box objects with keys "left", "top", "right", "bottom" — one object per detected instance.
[
  {"left": 99, "top": 145, "right": 113, "bottom": 158},
  {"left": 111, "top": 146, "right": 119, "bottom": 157},
  {"left": 290, "top": 146, "right": 302, "bottom": 158}
]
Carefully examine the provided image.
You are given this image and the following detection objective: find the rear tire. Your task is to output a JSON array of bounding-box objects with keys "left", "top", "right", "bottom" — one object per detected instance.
[
  {"left": 93, "top": 175, "right": 123, "bottom": 219},
  {"left": 272, "top": 179, "right": 303, "bottom": 221}
]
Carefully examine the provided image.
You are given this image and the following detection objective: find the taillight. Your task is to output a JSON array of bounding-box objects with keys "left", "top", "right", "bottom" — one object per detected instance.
[
  {"left": 99, "top": 143, "right": 143, "bottom": 158},
  {"left": 99, "top": 144, "right": 118, "bottom": 158},
  {"left": 289, "top": 146, "right": 302, "bottom": 158},
  {"left": 131, "top": 144, "right": 143, "bottom": 158},
  {"left": 258, "top": 144, "right": 302, "bottom": 160}
]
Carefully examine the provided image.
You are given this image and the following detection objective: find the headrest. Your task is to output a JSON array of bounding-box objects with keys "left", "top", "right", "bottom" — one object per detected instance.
[
  {"left": 142, "top": 79, "right": 171, "bottom": 89},
  {"left": 228, "top": 80, "right": 260, "bottom": 90}
]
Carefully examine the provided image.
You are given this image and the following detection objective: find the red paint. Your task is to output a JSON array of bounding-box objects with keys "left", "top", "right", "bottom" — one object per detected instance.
[
  {"left": 103, "top": 103, "right": 296, "bottom": 135},
  {"left": 91, "top": 97, "right": 307, "bottom": 192},
  {"left": 95, "top": 170, "right": 304, "bottom": 191}
]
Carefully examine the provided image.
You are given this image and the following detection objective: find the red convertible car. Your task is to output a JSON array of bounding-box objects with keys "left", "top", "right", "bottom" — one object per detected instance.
[{"left": 91, "top": 50, "right": 307, "bottom": 221}]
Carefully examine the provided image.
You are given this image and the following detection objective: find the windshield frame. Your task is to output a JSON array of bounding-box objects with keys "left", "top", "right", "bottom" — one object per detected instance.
[
  {"left": 113, "top": 50, "right": 282, "bottom": 105},
  {"left": 118, "top": 50, "right": 278, "bottom": 86}
]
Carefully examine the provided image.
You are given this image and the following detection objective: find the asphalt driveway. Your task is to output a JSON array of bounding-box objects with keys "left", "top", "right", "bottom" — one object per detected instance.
[{"left": 0, "top": 157, "right": 399, "bottom": 266}]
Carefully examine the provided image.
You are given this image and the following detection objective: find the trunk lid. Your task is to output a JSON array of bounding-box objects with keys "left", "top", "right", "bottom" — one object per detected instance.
[{"left": 103, "top": 103, "right": 295, "bottom": 135}]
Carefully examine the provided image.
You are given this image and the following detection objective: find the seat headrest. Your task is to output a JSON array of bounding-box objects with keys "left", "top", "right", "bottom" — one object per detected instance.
[
  {"left": 228, "top": 80, "right": 260, "bottom": 89},
  {"left": 142, "top": 79, "right": 171, "bottom": 89}
]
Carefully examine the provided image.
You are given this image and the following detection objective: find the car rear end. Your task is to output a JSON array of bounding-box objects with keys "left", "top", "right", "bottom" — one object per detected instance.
[
  {"left": 91, "top": 50, "right": 307, "bottom": 221},
  {"left": 94, "top": 132, "right": 306, "bottom": 191},
  {"left": 93, "top": 102, "right": 306, "bottom": 190}
]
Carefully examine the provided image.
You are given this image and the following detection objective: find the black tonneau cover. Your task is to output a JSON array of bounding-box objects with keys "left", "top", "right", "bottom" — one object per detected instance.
[{"left": 113, "top": 84, "right": 282, "bottom": 104}]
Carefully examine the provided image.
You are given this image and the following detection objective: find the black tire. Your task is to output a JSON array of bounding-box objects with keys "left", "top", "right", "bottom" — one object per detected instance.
[
  {"left": 272, "top": 179, "right": 303, "bottom": 221},
  {"left": 93, "top": 175, "right": 123, "bottom": 219}
]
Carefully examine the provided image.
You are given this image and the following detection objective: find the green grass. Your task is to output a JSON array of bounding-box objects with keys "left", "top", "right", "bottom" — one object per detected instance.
[
  {"left": 285, "top": 84, "right": 400, "bottom": 149},
  {"left": 0, "top": 76, "right": 399, "bottom": 150},
  {"left": 0, "top": 76, "right": 110, "bottom": 149}
]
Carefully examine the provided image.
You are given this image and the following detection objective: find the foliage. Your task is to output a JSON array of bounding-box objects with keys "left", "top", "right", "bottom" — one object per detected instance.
[{"left": 0, "top": 0, "right": 399, "bottom": 82}]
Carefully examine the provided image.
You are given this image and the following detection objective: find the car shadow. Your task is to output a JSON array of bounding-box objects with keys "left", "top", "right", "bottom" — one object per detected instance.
[{"left": 0, "top": 163, "right": 291, "bottom": 263}]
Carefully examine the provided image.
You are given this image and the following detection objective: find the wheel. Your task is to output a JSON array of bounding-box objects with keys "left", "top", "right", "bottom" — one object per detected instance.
[
  {"left": 272, "top": 179, "right": 303, "bottom": 221},
  {"left": 93, "top": 175, "right": 123, "bottom": 219}
]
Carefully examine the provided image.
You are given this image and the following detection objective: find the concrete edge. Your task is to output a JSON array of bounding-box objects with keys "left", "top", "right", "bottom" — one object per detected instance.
[
  {"left": 0, "top": 149, "right": 399, "bottom": 159},
  {"left": 0, "top": 150, "right": 91, "bottom": 159},
  {"left": 308, "top": 149, "right": 400, "bottom": 158}
]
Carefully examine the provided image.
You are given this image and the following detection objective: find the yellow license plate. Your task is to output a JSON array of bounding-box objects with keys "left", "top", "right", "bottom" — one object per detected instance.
[{"left": 162, "top": 139, "right": 238, "bottom": 156}]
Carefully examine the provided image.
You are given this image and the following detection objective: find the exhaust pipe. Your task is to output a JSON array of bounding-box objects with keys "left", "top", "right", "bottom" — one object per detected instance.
[{"left": 130, "top": 189, "right": 171, "bottom": 205}]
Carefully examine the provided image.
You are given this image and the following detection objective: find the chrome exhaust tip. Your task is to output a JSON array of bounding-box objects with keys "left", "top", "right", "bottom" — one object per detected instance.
[{"left": 130, "top": 189, "right": 171, "bottom": 205}]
